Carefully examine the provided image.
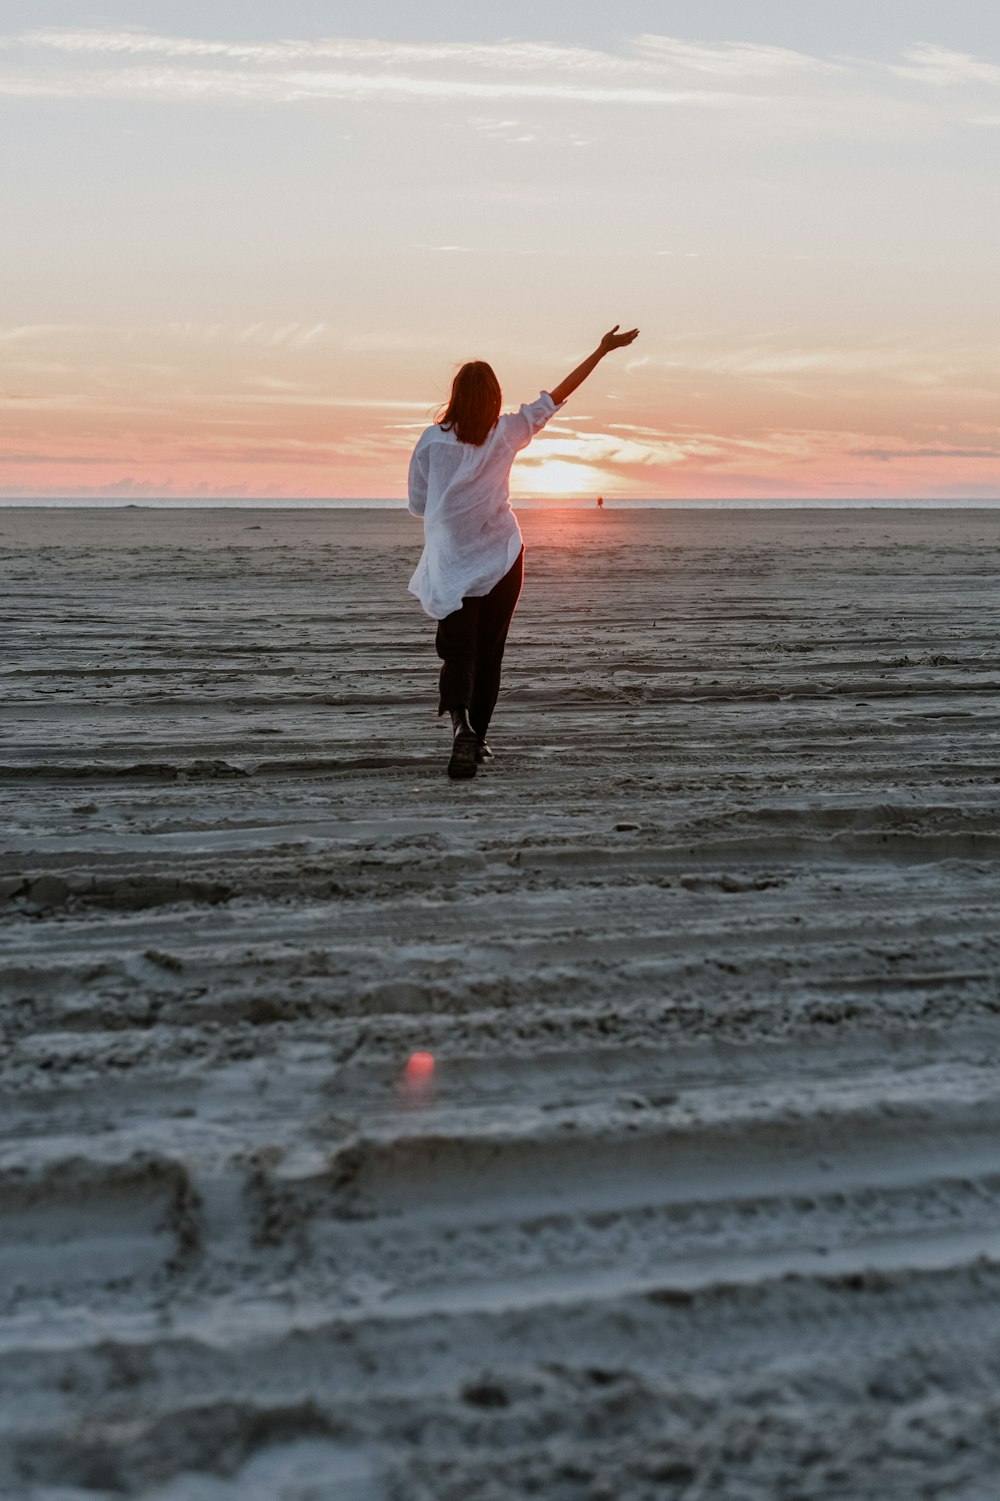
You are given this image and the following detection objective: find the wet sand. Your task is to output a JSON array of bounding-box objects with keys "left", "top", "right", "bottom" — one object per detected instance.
[{"left": 2, "top": 504, "right": 1000, "bottom": 1500}]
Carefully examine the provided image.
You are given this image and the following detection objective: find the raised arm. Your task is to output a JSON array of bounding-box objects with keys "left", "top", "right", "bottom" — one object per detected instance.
[{"left": 549, "top": 324, "right": 639, "bottom": 406}]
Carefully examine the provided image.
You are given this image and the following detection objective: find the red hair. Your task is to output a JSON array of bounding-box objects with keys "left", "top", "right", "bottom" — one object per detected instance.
[{"left": 437, "top": 361, "right": 502, "bottom": 446}]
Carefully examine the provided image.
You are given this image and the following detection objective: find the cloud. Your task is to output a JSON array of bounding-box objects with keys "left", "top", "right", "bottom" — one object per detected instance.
[
  {"left": 469, "top": 115, "right": 592, "bottom": 146},
  {"left": 0, "top": 475, "right": 168, "bottom": 498},
  {"left": 0, "top": 323, "right": 94, "bottom": 343},
  {"left": 704, "top": 347, "right": 917, "bottom": 377},
  {"left": 891, "top": 45, "right": 1000, "bottom": 87},
  {"left": 18, "top": 28, "right": 823, "bottom": 80},
  {"left": 0, "top": 26, "right": 845, "bottom": 111},
  {"left": 1, "top": 26, "right": 980, "bottom": 144},
  {"left": 243, "top": 375, "right": 318, "bottom": 392},
  {"left": 850, "top": 445, "right": 1000, "bottom": 461},
  {"left": 20, "top": 30, "right": 634, "bottom": 69},
  {"left": 0, "top": 63, "right": 759, "bottom": 108},
  {"left": 157, "top": 320, "right": 328, "bottom": 349},
  {"left": 518, "top": 423, "right": 816, "bottom": 479},
  {"left": 631, "top": 35, "right": 841, "bottom": 78},
  {"left": 633, "top": 338, "right": 1000, "bottom": 388},
  {"left": 211, "top": 394, "right": 431, "bottom": 410},
  {"left": 0, "top": 392, "right": 87, "bottom": 409}
]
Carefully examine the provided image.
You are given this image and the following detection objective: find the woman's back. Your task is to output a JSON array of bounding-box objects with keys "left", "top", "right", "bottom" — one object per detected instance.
[{"left": 408, "top": 393, "right": 560, "bottom": 619}]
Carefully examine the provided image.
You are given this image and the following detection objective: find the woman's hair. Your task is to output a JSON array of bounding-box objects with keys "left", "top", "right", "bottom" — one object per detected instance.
[{"left": 436, "top": 361, "right": 502, "bottom": 446}]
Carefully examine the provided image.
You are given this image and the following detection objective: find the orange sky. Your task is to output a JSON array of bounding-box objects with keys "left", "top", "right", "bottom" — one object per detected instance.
[{"left": 3, "top": 6, "right": 1000, "bottom": 501}]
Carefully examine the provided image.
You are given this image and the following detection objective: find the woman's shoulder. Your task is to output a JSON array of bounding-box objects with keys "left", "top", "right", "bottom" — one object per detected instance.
[
  {"left": 494, "top": 392, "right": 558, "bottom": 445},
  {"left": 416, "top": 422, "right": 458, "bottom": 449},
  {"left": 498, "top": 392, "right": 557, "bottom": 423}
]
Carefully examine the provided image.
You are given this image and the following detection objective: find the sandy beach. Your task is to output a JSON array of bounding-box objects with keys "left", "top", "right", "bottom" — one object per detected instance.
[{"left": 2, "top": 503, "right": 1000, "bottom": 1500}]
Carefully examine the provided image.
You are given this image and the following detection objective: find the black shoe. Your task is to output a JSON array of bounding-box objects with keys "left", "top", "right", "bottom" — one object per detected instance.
[
  {"left": 475, "top": 740, "right": 494, "bottom": 763},
  {"left": 448, "top": 728, "right": 479, "bottom": 780}
]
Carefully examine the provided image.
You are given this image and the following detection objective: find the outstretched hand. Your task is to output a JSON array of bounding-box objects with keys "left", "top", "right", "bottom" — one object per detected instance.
[
  {"left": 548, "top": 323, "right": 641, "bottom": 406},
  {"left": 599, "top": 324, "right": 640, "bottom": 355}
]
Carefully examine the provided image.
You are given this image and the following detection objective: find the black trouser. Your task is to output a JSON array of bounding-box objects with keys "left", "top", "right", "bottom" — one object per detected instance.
[{"left": 435, "top": 549, "right": 524, "bottom": 739}]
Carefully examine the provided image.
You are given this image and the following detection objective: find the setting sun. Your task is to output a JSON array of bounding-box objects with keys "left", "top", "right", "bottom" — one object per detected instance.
[{"left": 516, "top": 458, "right": 598, "bottom": 498}]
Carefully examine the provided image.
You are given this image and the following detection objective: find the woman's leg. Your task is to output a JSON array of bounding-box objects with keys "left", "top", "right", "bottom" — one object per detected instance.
[
  {"left": 469, "top": 550, "right": 524, "bottom": 741},
  {"left": 436, "top": 598, "right": 482, "bottom": 778},
  {"left": 435, "top": 596, "right": 482, "bottom": 718}
]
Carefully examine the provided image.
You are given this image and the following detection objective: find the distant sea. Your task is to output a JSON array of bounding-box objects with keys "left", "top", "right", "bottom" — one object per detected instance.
[{"left": 1, "top": 498, "right": 997, "bottom": 510}]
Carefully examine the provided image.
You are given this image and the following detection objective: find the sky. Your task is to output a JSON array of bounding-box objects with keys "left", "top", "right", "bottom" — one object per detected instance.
[{"left": 2, "top": 0, "right": 1000, "bottom": 501}]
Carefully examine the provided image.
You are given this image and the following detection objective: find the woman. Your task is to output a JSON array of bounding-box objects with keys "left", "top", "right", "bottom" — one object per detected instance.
[{"left": 408, "top": 323, "right": 639, "bottom": 779}]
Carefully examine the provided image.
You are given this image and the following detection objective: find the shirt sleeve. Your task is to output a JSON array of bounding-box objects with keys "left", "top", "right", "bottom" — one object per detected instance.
[
  {"left": 498, "top": 391, "right": 563, "bottom": 453},
  {"left": 407, "top": 441, "right": 429, "bottom": 517}
]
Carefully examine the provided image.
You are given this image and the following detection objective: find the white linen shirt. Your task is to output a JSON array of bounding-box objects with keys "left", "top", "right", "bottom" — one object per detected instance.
[{"left": 407, "top": 391, "right": 562, "bottom": 620}]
